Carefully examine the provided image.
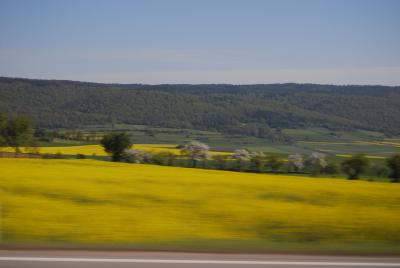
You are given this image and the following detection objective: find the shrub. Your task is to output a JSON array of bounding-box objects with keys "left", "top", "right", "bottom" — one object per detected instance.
[
  {"left": 122, "top": 149, "right": 151, "bottom": 164},
  {"left": 369, "top": 164, "right": 389, "bottom": 177},
  {"left": 41, "top": 152, "right": 65, "bottom": 159},
  {"left": 265, "top": 155, "right": 284, "bottom": 173},
  {"left": 250, "top": 152, "right": 265, "bottom": 173},
  {"left": 151, "top": 152, "right": 176, "bottom": 166},
  {"left": 322, "top": 163, "right": 339, "bottom": 175},
  {"left": 212, "top": 154, "right": 229, "bottom": 170}
]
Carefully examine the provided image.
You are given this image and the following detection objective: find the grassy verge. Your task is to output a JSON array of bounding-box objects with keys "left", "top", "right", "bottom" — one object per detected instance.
[{"left": 1, "top": 240, "right": 399, "bottom": 255}]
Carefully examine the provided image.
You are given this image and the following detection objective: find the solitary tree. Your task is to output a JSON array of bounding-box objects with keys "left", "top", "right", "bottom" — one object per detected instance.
[
  {"left": 341, "top": 155, "right": 370, "bottom": 180},
  {"left": 387, "top": 154, "right": 400, "bottom": 182},
  {"left": 369, "top": 164, "right": 388, "bottom": 177},
  {"left": 5, "top": 115, "right": 35, "bottom": 153},
  {"left": 180, "top": 141, "right": 209, "bottom": 167},
  {"left": 100, "top": 132, "right": 132, "bottom": 161},
  {"left": 151, "top": 152, "right": 177, "bottom": 166}
]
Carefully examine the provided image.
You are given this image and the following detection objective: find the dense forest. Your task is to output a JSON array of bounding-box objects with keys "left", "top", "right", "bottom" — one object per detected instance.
[{"left": 1, "top": 77, "right": 400, "bottom": 137}]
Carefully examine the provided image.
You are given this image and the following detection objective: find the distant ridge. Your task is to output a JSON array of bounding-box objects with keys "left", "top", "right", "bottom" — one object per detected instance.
[
  {"left": 1, "top": 76, "right": 399, "bottom": 87},
  {"left": 1, "top": 77, "right": 399, "bottom": 136}
]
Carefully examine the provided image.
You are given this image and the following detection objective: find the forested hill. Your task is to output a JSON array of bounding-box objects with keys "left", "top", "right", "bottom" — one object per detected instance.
[{"left": 1, "top": 77, "right": 400, "bottom": 136}]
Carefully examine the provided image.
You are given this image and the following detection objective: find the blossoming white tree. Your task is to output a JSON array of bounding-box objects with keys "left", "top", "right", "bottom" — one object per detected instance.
[
  {"left": 233, "top": 149, "right": 250, "bottom": 171},
  {"left": 288, "top": 154, "right": 305, "bottom": 172},
  {"left": 307, "top": 152, "right": 327, "bottom": 176},
  {"left": 122, "top": 149, "right": 151, "bottom": 164},
  {"left": 181, "top": 141, "right": 210, "bottom": 167}
]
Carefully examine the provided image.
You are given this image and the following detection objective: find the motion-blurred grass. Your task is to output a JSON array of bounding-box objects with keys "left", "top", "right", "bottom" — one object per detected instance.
[{"left": 0, "top": 158, "right": 399, "bottom": 253}]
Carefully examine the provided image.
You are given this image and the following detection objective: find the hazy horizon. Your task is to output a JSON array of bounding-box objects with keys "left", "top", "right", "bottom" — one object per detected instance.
[{"left": 3, "top": 75, "right": 400, "bottom": 87}]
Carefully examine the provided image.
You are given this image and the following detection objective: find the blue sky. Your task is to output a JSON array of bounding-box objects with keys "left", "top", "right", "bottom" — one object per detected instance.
[{"left": 1, "top": 0, "right": 399, "bottom": 85}]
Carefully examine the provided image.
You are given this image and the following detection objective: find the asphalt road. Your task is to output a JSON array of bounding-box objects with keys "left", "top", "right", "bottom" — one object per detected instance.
[{"left": 0, "top": 250, "right": 399, "bottom": 268}]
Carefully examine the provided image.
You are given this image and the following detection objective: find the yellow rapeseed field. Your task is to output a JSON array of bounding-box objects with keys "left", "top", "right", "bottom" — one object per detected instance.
[
  {"left": 1, "top": 158, "right": 400, "bottom": 252},
  {"left": 0, "top": 144, "right": 230, "bottom": 156}
]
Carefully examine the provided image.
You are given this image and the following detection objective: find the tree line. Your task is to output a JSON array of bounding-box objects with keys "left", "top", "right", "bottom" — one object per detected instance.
[{"left": 100, "top": 132, "right": 400, "bottom": 182}]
